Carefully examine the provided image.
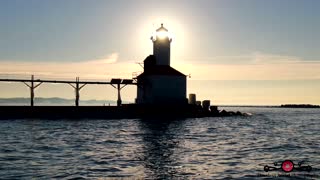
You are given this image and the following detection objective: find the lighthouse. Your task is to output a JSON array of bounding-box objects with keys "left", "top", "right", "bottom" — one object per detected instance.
[
  {"left": 152, "top": 23, "right": 172, "bottom": 66},
  {"left": 136, "top": 24, "right": 187, "bottom": 105}
]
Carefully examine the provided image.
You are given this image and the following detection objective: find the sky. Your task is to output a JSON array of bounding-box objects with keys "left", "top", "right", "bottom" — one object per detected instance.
[{"left": 0, "top": 0, "right": 320, "bottom": 105}]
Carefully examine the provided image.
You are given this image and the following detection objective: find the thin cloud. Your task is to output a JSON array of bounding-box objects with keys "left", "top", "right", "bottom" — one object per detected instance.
[
  {"left": 1, "top": 52, "right": 320, "bottom": 81},
  {"left": 176, "top": 52, "right": 320, "bottom": 65},
  {"left": 251, "top": 52, "right": 301, "bottom": 64},
  {"left": 0, "top": 52, "right": 139, "bottom": 80},
  {"left": 172, "top": 52, "right": 320, "bottom": 81},
  {"left": 81, "top": 53, "right": 119, "bottom": 65}
]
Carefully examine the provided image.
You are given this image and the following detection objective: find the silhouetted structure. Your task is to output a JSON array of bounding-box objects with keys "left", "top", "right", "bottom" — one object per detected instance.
[
  {"left": 0, "top": 77, "right": 136, "bottom": 107},
  {"left": 136, "top": 24, "right": 187, "bottom": 105},
  {"left": 0, "top": 24, "right": 250, "bottom": 119}
]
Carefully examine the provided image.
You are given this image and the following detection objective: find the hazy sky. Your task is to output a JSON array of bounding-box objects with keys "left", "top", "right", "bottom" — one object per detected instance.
[{"left": 0, "top": 0, "right": 319, "bottom": 105}]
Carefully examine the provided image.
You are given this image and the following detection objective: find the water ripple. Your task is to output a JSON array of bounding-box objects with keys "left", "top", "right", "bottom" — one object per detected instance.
[{"left": 0, "top": 107, "right": 319, "bottom": 179}]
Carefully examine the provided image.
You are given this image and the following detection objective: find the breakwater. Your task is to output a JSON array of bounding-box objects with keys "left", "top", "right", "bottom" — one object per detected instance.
[{"left": 0, "top": 105, "right": 249, "bottom": 120}]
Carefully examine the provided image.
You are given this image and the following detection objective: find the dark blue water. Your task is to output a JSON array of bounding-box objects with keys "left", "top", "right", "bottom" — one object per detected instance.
[{"left": 0, "top": 107, "right": 319, "bottom": 179}]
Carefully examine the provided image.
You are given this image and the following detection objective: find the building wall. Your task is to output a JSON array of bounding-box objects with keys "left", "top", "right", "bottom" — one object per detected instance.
[{"left": 136, "top": 75, "right": 187, "bottom": 105}]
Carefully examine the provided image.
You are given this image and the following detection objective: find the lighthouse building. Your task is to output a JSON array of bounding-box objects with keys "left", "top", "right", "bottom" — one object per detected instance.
[{"left": 136, "top": 24, "right": 187, "bottom": 105}]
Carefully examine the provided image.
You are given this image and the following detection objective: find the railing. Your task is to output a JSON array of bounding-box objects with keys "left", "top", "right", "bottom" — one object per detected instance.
[{"left": 0, "top": 75, "right": 137, "bottom": 107}]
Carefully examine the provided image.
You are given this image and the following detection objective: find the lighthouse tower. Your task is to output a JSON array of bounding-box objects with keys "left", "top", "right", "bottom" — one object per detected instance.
[
  {"left": 152, "top": 23, "right": 172, "bottom": 66},
  {"left": 136, "top": 24, "right": 187, "bottom": 105}
]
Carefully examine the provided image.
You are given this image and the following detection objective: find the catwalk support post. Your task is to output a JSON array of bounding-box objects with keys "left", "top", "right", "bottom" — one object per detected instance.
[
  {"left": 111, "top": 83, "right": 128, "bottom": 107},
  {"left": 23, "top": 75, "right": 43, "bottom": 106},
  {"left": 117, "top": 83, "right": 121, "bottom": 107},
  {"left": 68, "top": 77, "right": 86, "bottom": 106}
]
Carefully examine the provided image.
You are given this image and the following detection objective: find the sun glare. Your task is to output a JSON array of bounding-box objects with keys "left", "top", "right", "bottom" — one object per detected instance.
[
  {"left": 156, "top": 31, "right": 169, "bottom": 39},
  {"left": 137, "top": 18, "right": 188, "bottom": 59}
]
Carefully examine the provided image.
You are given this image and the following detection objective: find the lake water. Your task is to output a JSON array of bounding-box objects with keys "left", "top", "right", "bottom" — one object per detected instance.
[{"left": 0, "top": 107, "right": 319, "bottom": 179}]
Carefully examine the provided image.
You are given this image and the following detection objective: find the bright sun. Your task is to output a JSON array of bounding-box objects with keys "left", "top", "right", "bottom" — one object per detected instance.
[
  {"left": 138, "top": 19, "right": 188, "bottom": 58},
  {"left": 156, "top": 31, "right": 170, "bottom": 39},
  {"left": 152, "top": 27, "right": 173, "bottom": 41}
]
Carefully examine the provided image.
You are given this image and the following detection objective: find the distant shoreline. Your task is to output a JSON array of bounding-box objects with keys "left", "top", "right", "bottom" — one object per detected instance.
[
  {"left": 220, "top": 104, "right": 320, "bottom": 108},
  {"left": 0, "top": 98, "right": 319, "bottom": 108},
  {"left": 0, "top": 97, "right": 131, "bottom": 106},
  {"left": 280, "top": 104, "right": 320, "bottom": 108}
]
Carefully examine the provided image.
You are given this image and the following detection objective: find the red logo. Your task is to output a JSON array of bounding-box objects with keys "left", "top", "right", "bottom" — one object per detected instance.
[{"left": 282, "top": 160, "right": 294, "bottom": 172}]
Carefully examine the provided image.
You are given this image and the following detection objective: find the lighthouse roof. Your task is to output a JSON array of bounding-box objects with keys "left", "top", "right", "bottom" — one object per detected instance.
[
  {"left": 156, "top": 23, "right": 168, "bottom": 32},
  {"left": 137, "top": 65, "right": 185, "bottom": 78},
  {"left": 138, "top": 55, "right": 185, "bottom": 77}
]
